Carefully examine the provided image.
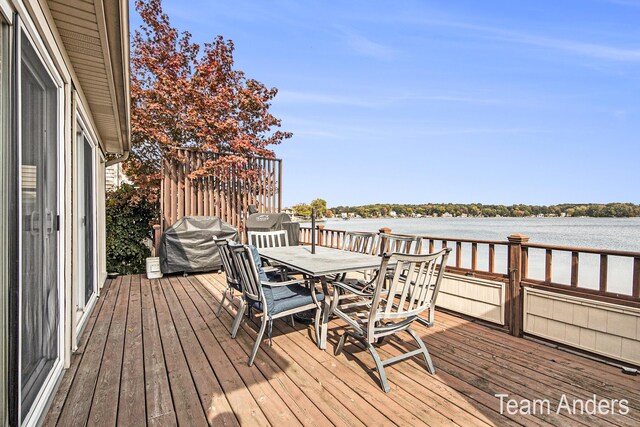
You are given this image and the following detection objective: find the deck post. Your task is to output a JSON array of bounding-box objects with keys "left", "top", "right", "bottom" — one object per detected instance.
[
  {"left": 317, "top": 224, "right": 325, "bottom": 247},
  {"left": 153, "top": 224, "right": 162, "bottom": 257},
  {"left": 378, "top": 228, "right": 391, "bottom": 256},
  {"left": 507, "top": 234, "right": 529, "bottom": 337}
]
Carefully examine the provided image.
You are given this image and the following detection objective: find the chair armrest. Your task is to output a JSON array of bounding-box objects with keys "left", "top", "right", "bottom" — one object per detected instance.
[
  {"left": 261, "top": 279, "right": 308, "bottom": 287},
  {"left": 262, "top": 266, "right": 279, "bottom": 273},
  {"left": 332, "top": 281, "right": 374, "bottom": 297}
]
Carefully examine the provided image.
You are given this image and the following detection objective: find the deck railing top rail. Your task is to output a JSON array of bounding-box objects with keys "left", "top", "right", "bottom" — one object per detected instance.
[{"left": 522, "top": 242, "right": 640, "bottom": 257}]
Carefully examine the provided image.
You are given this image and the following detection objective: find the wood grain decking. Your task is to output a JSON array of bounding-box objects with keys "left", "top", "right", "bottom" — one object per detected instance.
[{"left": 43, "top": 273, "right": 640, "bottom": 426}]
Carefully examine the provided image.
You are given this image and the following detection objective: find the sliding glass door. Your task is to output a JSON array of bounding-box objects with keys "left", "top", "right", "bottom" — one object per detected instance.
[{"left": 19, "top": 31, "right": 60, "bottom": 422}]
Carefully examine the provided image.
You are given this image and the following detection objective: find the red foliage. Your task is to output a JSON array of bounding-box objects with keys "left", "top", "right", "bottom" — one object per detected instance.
[{"left": 128, "top": 0, "right": 291, "bottom": 198}]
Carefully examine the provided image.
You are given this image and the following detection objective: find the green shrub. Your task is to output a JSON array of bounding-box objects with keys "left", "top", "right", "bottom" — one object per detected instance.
[{"left": 106, "top": 183, "right": 156, "bottom": 275}]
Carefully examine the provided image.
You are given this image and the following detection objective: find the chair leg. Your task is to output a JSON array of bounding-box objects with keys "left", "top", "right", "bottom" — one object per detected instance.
[
  {"left": 290, "top": 315, "right": 295, "bottom": 327},
  {"left": 406, "top": 327, "right": 435, "bottom": 374},
  {"left": 313, "top": 306, "right": 322, "bottom": 345},
  {"left": 334, "top": 332, "right": 348, "bottom": 356},
  {"left": 230, "top": 300, "right": 246, "bottom": 338},
  {"left": 363, "top": 340, "right": 391, "bottom": 393},
  {"left": 320, "top": 299, "right": 331, "bottom": 350},
  {"left": 248, "top": 314, "right": 268, "bottom": 366},
  {"left": 217, "top": 286, "right": 229, "bottom": 316}
]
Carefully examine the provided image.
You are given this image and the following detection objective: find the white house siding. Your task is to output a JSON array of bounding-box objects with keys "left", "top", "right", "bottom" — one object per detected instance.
[
  {"left": 437, "top": 273, "right": 506, "bottom": 325},
  {"left": 524, "top": 288, "right": 640, "bottom": 366},
  {"left": 0, "top": 0, "right": 129, "bottom": 425}
]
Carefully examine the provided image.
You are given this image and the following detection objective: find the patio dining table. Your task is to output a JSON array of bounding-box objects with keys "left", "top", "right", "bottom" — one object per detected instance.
[{"left": 258, "top": 245, "right": 383, "bottom": 349}]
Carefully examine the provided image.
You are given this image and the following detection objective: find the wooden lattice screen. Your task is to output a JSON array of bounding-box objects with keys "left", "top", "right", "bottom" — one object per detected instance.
[{"left": 161, "top": 148, "right": 282, "bottom": 235}]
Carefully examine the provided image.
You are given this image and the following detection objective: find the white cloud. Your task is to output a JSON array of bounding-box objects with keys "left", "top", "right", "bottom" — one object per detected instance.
[
  {"left": 346, "top": 33, "right": 396, "bottom": 59},
  {"left": 276, "top": 90, "right": 508, "bottom": 108},
  {"left": 503, "top": 32, "right": 640, "bottom": 62},
  {"left": 391, "top": 15, "right": 640, "bottom": 62},
  {"left": 276, "top": 90, "right": 377, "bottom": 107},
  {"left": 334, "top": 26, "right": 397, "bottom": 60},
  {"left": 412, "top": 95, "right": 506, "bottom": 105},
  {"left": 414, "top": 127, "right": 550, "bottom": 136}
]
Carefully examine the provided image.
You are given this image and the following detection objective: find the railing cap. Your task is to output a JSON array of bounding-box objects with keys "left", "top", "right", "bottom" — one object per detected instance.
[{"left": 507, "top": 234, "right": 530, "bottom": 244}]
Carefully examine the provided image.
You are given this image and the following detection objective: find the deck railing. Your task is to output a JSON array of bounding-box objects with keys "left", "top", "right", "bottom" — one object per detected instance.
[
  {"left": 299, "top": 225, "right": 640, "bottom": 337},
  {"left": 521, "top": 242, "right": 640, "bottom": 302}
]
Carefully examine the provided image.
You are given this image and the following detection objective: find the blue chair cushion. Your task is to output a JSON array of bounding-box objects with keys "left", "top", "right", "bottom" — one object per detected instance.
[
  {"left": 228, "top": 241, "right": 279, "bottom": 285},
  {"left": 251, "top": 284, "right": 325, "bottom": 315},
  {"left": 248, "top": 245, "right": 269, "bottom": 282}
]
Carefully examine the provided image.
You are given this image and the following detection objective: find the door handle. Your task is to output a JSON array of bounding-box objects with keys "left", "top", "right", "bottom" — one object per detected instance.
[
  {"left": 46, "top": 209, "right": 54, "bottom": 234},
  {"left": 29, "top": 211, "right": 41, "bottom": 235}
]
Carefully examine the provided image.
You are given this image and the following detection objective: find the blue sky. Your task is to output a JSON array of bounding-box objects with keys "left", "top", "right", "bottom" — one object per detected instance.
[{"left": 131, "top": 0, "right": 640, "bottom": 207}]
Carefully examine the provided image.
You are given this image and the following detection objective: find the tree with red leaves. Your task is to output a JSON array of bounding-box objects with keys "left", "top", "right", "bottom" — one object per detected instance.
[{"left": 128, "top": 0, "right": 291, "bottom": 201}]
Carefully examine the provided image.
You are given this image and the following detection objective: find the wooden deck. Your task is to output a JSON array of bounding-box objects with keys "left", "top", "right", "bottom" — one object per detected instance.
[{"left": 43, "top": 273, "right": 640, "bottom": 426}]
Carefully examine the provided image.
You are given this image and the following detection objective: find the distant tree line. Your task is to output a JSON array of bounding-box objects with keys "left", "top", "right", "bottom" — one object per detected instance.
[
  {"left": 330, "top": 203, "right": 640, "bottom": 218},
  {"left": 291, "top": 199, "right": 333, "bottom": 218}
]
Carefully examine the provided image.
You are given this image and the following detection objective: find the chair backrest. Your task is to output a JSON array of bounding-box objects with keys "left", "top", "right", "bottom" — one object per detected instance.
[
  {"left": 213, "top": 238, "right": 241, "bottom": 288},
  {"left": 340, "top": 231, "right": 378, "bottom": 254},
  {"left": 247, "top": 230, "right": 289, "bottom": 249},
  {"left": 229, "top": 244, "right": 263, "bottom": 303},
  {"left": 367, "top": 248, "right": 451, "bottom": 334},
  {"left": 375, "top": 233, "right": 422, "bottom": 256}
]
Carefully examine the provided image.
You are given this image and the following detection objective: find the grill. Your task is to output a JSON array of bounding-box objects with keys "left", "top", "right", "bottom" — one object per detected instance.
[
  {"left": 159, "top": 216, "right": 238, "bottom": 274},
  {"left": 245, "top": 212, "right": 300, "bottom": 246}
]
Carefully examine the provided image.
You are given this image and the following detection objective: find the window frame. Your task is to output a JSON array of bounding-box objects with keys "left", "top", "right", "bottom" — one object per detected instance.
[
  {"left": 0, "top": 6, "right": 13, "bottom": 426},
  {"left": 73, "top": 104, "right": 99, "bottom": 340}
]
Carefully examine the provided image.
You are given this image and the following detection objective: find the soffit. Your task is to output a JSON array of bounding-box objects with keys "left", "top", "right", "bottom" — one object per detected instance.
[{"left": 47, "top": 0, "right": 130, "bottom": 154}]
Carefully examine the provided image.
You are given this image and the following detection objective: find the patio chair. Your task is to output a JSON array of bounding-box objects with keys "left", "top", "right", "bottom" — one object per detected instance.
[
  {"left": 340, "top": 231, "right": 378, "bottom": 254},
  {"left": 330, "top": 248, "right": 451, "bottom": 392},
  {"left": 247, "top": 229, "right": 296, "bottom": 280},
  {"left": 325, "top": 231, "right": 379, "bottom": 284},
  {"left": 230, "top": 244, "right": 325, "bottom": 366},
  {"left": 213, "top": 238, "right": 242, "bottom": 318},
  {"left": 215, "top": 238, "right": 285, "bottom": 331},
  {"left": 247, "top": 230, "right": 289, "bottom": 248},
  {"left": 375, "top": 233, "right": 422, "bottom": 256}
]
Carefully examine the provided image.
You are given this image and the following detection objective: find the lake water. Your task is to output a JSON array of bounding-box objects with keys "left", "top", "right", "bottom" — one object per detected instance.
[{"left": 309, "top": 217, "right": 640, "bottom": 295}]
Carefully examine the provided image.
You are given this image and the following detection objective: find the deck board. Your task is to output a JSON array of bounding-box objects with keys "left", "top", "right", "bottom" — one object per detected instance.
[
  {"left": 150, "top": 277, "right": 210, "bottom": 426},
  {"left": 118, "top": 274, "right": 146, "bottom": 426},
  {"left": 172, "top": 276, "right": 299, "bottom": 426},
  {"left": 88, "top": 274, "right": 131, "bottom": 425},
  {"left": 42, "top": 278, "right": 112, "bottom": 427},
  {"left": 141, "top": 276, "right": 176, "bottom": 427},
  {"left": 180, "top": 277, "right": 334, "bottom": 427},
  {"left": 45, "top": 273, "right": 640, "bottom": 426},
  {"left": 54, "top": 276, "right": 123, "bottom": 427}
]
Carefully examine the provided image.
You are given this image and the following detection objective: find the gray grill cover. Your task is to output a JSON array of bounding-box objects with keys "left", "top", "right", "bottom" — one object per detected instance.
[
  {"left": 159, "top": 216, "right": 238, "bottom": 274},
  {"left": 245, "top": 213, "right": 300, "bottom": 246}
]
